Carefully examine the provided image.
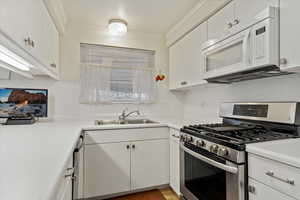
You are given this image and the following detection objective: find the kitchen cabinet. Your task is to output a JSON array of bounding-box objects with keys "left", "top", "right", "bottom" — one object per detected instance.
[
  {"left": 207, "top": 1, "right": 235, "bottom": 40},
  {"left": 53, "top": 155, "right": 73, "bottom": 200},
  {"left": 234, "top": 0, "right": 279, "bottom": 29},
  {"left": 169, "top": 22, "right": 207, "bottom": 90},
  {"left": 131, "top": 139, "right": 169, "bottom": 190},
  {"left": 279, "top": 0, "right": 300, "bottom": 72},
  {"left": 169, "top": 128, "right": 180, "bottom": 195},
  {"left": 248, "top": 153, "right": 300, "bottom": 199},
  {"left": 207, "top": 0, "right": 279, "bottom": 41},
  {"left": 0, "top": 0, "right": 59, "bottom": 79},
  {"left": 84, "top": 142, "right": 131, "bottom": 198},
  {"left": 248, "top": 178, "right": 295, "bottom": 200},
  {"left": 83, "top": 127, "right": 169, "bottom": 199}
]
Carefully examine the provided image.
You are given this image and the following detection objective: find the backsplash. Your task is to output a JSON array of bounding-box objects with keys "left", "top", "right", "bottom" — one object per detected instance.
[{"left": 183, "top": 73, "right": 300, "bottom": 124}]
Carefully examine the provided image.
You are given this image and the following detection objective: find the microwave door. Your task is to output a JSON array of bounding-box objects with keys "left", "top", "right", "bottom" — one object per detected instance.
[{"left": 202, "top": 29, "right": 252, "bottom": 80}]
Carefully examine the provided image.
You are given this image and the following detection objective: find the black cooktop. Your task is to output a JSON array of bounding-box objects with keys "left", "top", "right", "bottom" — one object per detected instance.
[{"left": 181, "top": 123, "right": 298, "bottom": 150}]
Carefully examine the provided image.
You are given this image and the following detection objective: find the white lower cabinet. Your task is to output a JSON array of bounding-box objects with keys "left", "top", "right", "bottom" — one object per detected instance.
[
  {"left": 53, "top": 155, "right": 73, "bottom": 200},
  {"left": 84, "top": 142, "right": 131, "bottom": 198},
  {"left": 169, "top": 128, "right": 180, "bottom": 195},
  {"left": 131, "top": 139, "right": 169, "bottom": 190},
  {"left": 248, "top": 178, "right": 295, "bottom": 200},
  {"left": 83, "top": 127, "right": 170, "bottom": 199}
]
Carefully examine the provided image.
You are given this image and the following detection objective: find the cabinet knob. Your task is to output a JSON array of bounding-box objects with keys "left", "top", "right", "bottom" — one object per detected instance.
[
  {"left": 126, "top": 145, "right": 130, "bottom": 149},
  {"left": 280, "top": 58, "right": 288, "bottom": 66},
  {"left": 227, "top": 22, "right": 233, "bottom": 29},
  {"left": 50, "top": 63, "right": 57, "bottom": 68},
  {"left": 181, "top": 81, "right": 187, "bottom": 86},
  {"left": 233, "top": 19, "right": 240, "bottom": 25},
  {"left": 132, "top": 144, "right": 135, "bottom": 149},
  {"left": 248, "top": 185, "right": 256, "bottom": 194}
]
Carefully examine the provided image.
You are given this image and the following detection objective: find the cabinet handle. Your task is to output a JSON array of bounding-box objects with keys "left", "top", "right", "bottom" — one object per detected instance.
[
  {"left": 280, "top": 58, "right": 288, "bottom": 66},
  {"left": 227, "top": 22, "right": 233, "bottom": 29},
  {"left": 132, "top": 144, "right": 135, "bottom": 149},
  {"left": 31, "top": 40, "right": 35, "bottom": 48},
  {"left": 172, "top": 134, "right": 180, "bottom": 139},
  {"left": 24, "top": 37, "right": 31, "bottom": 46},
  {"left": 233, "top": 19, "right": 240, "bottom": 25},
  {"left": 266, "top": 171, "right": 295, "bottom": 186},
  {"left": 181, "top": 81, "right": 187, "bottom": 86},
  {"left": 50, "top": 63, "right": 57, "bottom": 68},
  {"left": 248, "top": 185, "right": 256, "bottom": 194},
  {"left": 126, "top": 145, "right": 130, "bottom": 149}
]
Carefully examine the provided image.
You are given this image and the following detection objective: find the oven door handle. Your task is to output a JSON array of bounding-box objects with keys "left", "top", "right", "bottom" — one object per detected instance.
[{"left": 181, "top": 144, "right": 238, "bottom": 174}]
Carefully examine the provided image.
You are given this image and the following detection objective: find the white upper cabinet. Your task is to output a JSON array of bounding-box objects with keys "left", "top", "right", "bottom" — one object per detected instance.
[
  {"left": 280, "top": 0, "right": 300, "bottom": 72},
  {"left": 0, "top": 0, "right": 60, "bottom": 79},
  {"left": 169, "top": 22, "right": 207, "bottom": 90},
  {"left": 234, "top": 0, "right": 279, "bottom": 29},
  {"left": 207, "top": 2, "right": 235, "bottom": 40},
  {"left": 208, "top": 0, "right": 279, "bottom": 41}
]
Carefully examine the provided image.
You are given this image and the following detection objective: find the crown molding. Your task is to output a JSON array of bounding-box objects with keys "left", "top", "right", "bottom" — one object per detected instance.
[{"left": 43, "top": 0, "right": 68, "bottom": 35}]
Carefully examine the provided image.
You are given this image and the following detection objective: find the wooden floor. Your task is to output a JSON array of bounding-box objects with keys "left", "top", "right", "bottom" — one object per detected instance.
[{"left": 108, "top": 188, "right": 179, "bottom": 200}]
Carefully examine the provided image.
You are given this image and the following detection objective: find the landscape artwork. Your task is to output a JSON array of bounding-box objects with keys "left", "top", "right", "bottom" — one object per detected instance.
[{"left": 0, "top": 88, "right": 47, "bottom": 118}]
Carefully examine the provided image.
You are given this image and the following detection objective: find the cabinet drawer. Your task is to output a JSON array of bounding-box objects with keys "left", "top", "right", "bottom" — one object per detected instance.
[
  {"left": 249, "top": 178, "right": 295, "bottom": 200},
  {"left": 84, "top": 127, "right": 169, "bottom": 144},
  {"left": 248, "top": 154, "right": 300, "bottom": 199}
]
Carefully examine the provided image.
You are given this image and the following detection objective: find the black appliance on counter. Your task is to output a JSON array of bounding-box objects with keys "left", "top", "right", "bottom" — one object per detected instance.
[{"left": 180, "top": 102, "right": 300, "bottom": 200}]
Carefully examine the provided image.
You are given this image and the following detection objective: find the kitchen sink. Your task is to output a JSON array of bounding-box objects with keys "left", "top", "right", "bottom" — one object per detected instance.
[{"left": 94, "top": 119, "right": 159, "bottom": 126}]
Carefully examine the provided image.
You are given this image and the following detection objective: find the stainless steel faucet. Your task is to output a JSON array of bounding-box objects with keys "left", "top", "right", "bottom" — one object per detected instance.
[{"left": 119, "top": 108, "right": 140, "bottom": 121}]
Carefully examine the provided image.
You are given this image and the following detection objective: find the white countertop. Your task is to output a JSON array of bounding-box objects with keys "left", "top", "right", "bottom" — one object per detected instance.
[
  {"left": 246, "top": 138, "right": 300, "bottom": 168},
  {"left": 0, "top": 119, "right": 172, "bottom": 200}
]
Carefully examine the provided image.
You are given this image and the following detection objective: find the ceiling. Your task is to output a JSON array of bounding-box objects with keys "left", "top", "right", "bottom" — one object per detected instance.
[{"left": 60, "top": 0, "right": 201, "bottom": 34}]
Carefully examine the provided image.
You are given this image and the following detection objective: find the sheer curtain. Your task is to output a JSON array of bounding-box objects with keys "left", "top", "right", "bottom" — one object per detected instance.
[{"left": 79, "top": 44, "right": 156, "bottom": 104}]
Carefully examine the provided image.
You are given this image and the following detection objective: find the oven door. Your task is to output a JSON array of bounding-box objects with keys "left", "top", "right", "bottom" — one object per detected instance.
[{"left": 180, "top": 143, "right": 245, "bottom": 200}]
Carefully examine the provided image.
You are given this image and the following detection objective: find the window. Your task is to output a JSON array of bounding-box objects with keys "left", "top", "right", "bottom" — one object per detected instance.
[{"left": 79, "top": 44, "right": 156, "bottom": 103}]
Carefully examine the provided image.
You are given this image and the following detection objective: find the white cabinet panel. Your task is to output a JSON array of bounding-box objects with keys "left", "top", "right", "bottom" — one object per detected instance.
[
  {"left": 0, "top": 0, "right": 59, "bottom": 79},
  {"left": 248, "top": 178, "right": 295, "bottom": 200},
  {"left": 169, "top": 129, "right": 180, "bottom": 195},
  {"left": 234, "top": 0, "right": 279, "bottom": 29},
  {"left": 248, "top": 154, "right": 300, "bottom": 199},
  {"left": 0, "top": 0, "right": 30, "bottom": 49},
  {"left": 280, "top": 0, "right": 300, "bottom": 72},
  {"left": 207, "top": 1, "right": 235, "bottom": 40},
  {"left": 84, "top": 142, "right": 131, "bottom": 198},
  {"left": 169, "top": 22, "right": 207, "bottom": 90},
  {"left": 131, "top": 139, "right": 169, "bottom": 190}
]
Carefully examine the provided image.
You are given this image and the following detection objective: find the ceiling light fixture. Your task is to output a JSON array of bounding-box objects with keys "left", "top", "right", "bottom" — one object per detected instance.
[
  {"left": 108, "top": 19, "right": 128, "bottom": 36},
  {"left": 0, "top": 44, "right": 32, "bottom": 71}
]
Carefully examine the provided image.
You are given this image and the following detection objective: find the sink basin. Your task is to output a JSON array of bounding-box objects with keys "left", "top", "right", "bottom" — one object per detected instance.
[{"left": 95, "top": 119, "right": 159, "bottom": 126}]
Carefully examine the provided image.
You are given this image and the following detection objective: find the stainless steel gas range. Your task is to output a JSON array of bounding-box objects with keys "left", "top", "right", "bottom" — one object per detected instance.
[{"left": 180, "top": 102, "right": 300, "bottom": 200}]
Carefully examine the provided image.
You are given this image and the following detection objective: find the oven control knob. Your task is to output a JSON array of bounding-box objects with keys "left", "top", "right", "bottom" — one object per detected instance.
[
  {"left": 196, "top": 140, "right": 206, "bottom": 147},
  {"left": 187, "top": 136, "right": 193, "bottom": 142},
  {"left": 210, "top": 145, "right": 219, "bottom": 153},
  {"left": 219, "top": 148, "right": 229, "bottom": 157}
]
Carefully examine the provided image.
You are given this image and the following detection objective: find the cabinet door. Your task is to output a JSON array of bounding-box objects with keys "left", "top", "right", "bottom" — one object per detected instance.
[
  {"left": 234, "top": 0, "right": 279, "bottom": 28},
  {"left": 84, "top": 142, "right": 131, "bottom": 198},
  {"left": 169, "top": 22, "right": 207, "bottom": 90},
  {"left": 280, "top": 0, "right": 300, "bottom": 71},
  {"left": 0, "top": 0, "right": 31, "bottom": 49},
  {"left": 207, "top": 1, "right": 235, "bottom": 40},
  {"left": 169, "top": 129, "right": 180, "bottom": 195},
  {"left": 131, "top": 139, "right": 169, "bottom": 190},
  {"left": 248, "top": 178, "right": 295, "bottom": 200}
]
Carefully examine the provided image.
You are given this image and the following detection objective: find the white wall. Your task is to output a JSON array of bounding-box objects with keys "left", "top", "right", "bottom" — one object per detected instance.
[
  {"left": 0, "top": 23, "right": 184, "bottom": 122},
  {"left": 183, "top": 73, "right": 300, "bottom": 124}
]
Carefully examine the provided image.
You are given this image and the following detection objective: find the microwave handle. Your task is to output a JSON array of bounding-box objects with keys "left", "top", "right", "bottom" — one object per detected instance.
[{"left": 242, "top": 30, "right": 251, "bottom": 65}]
